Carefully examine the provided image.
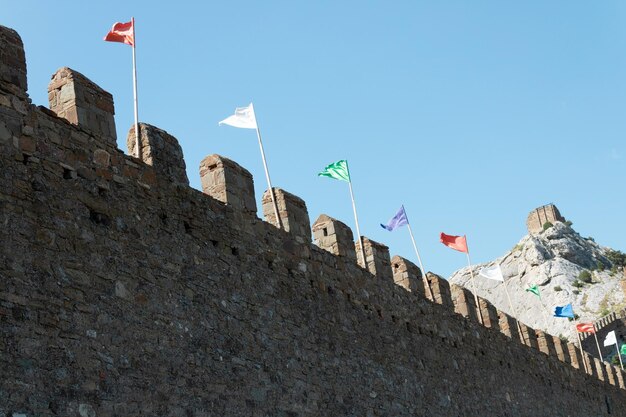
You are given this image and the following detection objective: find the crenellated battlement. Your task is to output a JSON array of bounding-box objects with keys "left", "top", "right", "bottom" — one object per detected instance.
[{"left": 1, "top": 25, "right": 625, "bottom": 416}]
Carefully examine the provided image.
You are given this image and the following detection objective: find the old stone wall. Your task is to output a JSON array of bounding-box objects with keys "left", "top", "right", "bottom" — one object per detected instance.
[
  {"left": 1, "top": 25, "right": 625, "bottom": 417},
  {"left": 526, "top": 203, "right": 565, "bottom": 234}
]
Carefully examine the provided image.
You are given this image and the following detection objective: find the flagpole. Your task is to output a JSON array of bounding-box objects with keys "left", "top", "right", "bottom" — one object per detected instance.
[
  {"left": 405, "top": 220, "right": 433, "bottom": 300},
  {"left": 593, "top": 324, "right": 604, "bottom": 361},
  {"left": 346, "top": 161, "right": 366, "bottom": 267},
  {"left": 576, "top": 326, "right": 590, "bottom": 374},
  {"left": 131, "top": 17, "right": 140, "bottom": 158},
  {"left": 253, "top": 108, "right": 282, "bottom": 230},
  {"left": 464, "top": 247, "right": 484, "bottom": 325}
]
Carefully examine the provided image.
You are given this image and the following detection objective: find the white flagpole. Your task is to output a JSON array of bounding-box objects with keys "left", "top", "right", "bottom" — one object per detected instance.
[
  {"left": 465, "top": 248, "right": 484, "bottom": 325},
  {"left": 252, "top": 109, "right": 282, "bottom": 230},
  {"left": 593, "top": 324, "right": 604, "bottom": 361},
  {"left": 346, "top": 161, "right": 366, "bottom": 267},
  {"left": 615, "top": 339, "right": 624, "bottom": 370},
  {"left": 131, "top": 17, "right": 140, "bottom": 158},
  {"left": 502, "top": 278, "right": 526, "bottom": 343},
  {"left": 576, "top": 326, "right": 590, "bottom": 374},
  {"left": 405, "top": 218, "right": 433, "bottom": 300}
]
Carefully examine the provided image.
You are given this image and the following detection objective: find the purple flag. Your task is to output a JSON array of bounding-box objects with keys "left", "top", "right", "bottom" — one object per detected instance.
[{"left": 381, "top": 205, "right": 409, "bottom": 231}]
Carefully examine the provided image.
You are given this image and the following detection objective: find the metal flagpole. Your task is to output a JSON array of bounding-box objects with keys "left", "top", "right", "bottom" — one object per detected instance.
[
  {"left": 576, "top": 327, "right": 590, "bottom": 374},
  {"left": 502, "top": 279, "right": 526, "bottom": 344},
  {"left": 615, "top": 339, "right": 624, "bottom": 370},
  {"left": 346, "top": 161, "right": 366, "bottom": 267},
  {"left": 253, "top": 118, "right": 282, "bottom": 230},
  {"left": 592, "top": 324, "right": 604, "bottom": 361},
  {"left": 465, "top": 249, "right": 484, "bottom": 325},
  {"left": 131, "top": 17, "right": 140, "bottom": 158},
  {"left": 406, "top": 220, "right": 433, "bottom": 300}
]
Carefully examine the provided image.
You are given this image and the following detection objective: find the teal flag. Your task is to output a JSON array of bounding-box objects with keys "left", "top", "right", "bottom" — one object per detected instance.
[
  {"left": 526, "top": 285, "right": 540, "bottom": 298},
  {"left": 620, "top": 344, "right": 626, "bottom": 356},
  {"left": 318, "top": 159, "right": 350, "bottom": 182}
]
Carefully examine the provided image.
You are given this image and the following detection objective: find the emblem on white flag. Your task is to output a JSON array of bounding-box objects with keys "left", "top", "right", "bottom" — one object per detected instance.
[
  {"left": 219, "top": 103, "right": 257, "bottom": 129},
  {"left": 478, "top": 264, "right": 504, "bottom": 282}
]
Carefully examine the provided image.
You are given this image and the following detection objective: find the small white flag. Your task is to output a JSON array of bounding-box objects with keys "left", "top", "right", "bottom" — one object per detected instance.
[
  {"left": 604, "top": 330, "right": 617, "bottom": 347},
  {"left": 219, "top": 103, "right": 257, "bottom": 129},
  {"left": 479, "top": 264, "right": 504, "bottom": 282}
]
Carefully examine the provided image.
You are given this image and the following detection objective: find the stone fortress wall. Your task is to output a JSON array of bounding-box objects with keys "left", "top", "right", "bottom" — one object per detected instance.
[
  {"left": 1, "top": 25, "right": 626, "bottom": 416},
  {"left": 526, "top": 203, "right": 565, "bottom": 234}
]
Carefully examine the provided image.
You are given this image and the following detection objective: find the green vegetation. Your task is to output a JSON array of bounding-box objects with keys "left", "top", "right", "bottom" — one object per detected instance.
[
  {"left": 564, "top": 220, "right": 573, "bottom": 227},
  {"left": 511, "top": 243, "right": 523, "bottom": 253},
  {"left": 596, "top": 261, "right": 605, "bottom": 272},
  {"left": 606, "top": 249, "right": 626, "bottom": 268},
  {"left": 554, "top": 285, "right": 562, "bottom": 292},
  {"left": 542, "top": 221, "right": 553, "bottom": 231},
  {"left": 572, "top": 280, "right": 584, "bottom": 288},
  {"left": 572, "top": 289, "right": 580, "bottom": 295},
  {"left": 578, "top": 270, "right": 592, "bottom": 283}
]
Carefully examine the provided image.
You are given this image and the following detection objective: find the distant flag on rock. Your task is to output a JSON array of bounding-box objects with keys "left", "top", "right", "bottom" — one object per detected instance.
[
  {"left": 380, "top": 206, "right": 408, "bottom": 231},
  {"left": 576, "top": 322, "right": 596, "bottom": 333},
  {"left": 218, "top": 103, "right": 258, "bottom": 129},
  {"left": 554, "top": 303, "right": 575, "bottom": 318},
  {"left": 604, "top": 330, "right": 617, "bottom": 347},
  {"left": 439, "top": 233, "right": 468, "bottom": 253},
  {"left": 318, "top": 160, "right": 350, "bottom": 182},
  {"left": 104, "top": 18, "right": 139, "bottom": 157},
  {"left": 478, "top": 264, "right": 504, "bottom": 282},
  {"left": 525, "top": 285, "right": 540, "bottom": 298},
  {"left": 104, "top": 20, "right": 135, "bottom": 46}
]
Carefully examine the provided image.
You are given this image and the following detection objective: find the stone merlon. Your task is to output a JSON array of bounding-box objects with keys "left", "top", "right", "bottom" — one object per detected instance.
[{"left": 0, "top": 25, "right": 27, "bottom": 96}]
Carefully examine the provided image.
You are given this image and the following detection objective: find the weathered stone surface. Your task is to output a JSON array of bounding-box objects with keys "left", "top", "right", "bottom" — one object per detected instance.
[
  {"left": 262, "top": 187, "right": 311, "bottom": 244},
  {"left": 48, "top": 67, "right": 116, "bottom": 146},
  {"left": 526, "top": 203, "right": 564, "bottom": 234},
  {"left": 1, "top": 24, "right": 626, "bottom": 417},
  {"left": 199, "top": 154, "right": 256, "bottom": 215},
  {"left": 391, "top": 255, "right": 422, "bottom": 293},
  {"left": 0, "top": 25, "right": 27, "bottom": 96},
  {"left": 312, "top": 214, "right": 356, "bottom": 263},
  {"left": 127, "top": 123, "right": 188, "bottom": 187},
  {"left": 355, "top": 236, "right": 392, "bottom": 281}
]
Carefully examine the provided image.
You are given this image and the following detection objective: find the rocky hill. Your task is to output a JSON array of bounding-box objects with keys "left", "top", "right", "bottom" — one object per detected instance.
[{"left": 449, "top": 221, "right": 626, "bottom": 341}]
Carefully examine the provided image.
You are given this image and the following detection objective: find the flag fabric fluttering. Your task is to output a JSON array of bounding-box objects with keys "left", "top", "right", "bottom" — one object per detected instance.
[
  {"left": 478, "top": 264, "right": 504, "bottom": 282},
  {"left": 219, "top": 103, "right": 258, "bottom": 129},
  {"left": 318, "top": 160, "right": 350, "bottom": 182},
  {"left": 440, "top": 233, "right": 468, "bottom": 253},
  {"left": 620, "top": 344, "right": 626, "bottom": 356},
  {"left": 554, "top": 304, "right": 575, "bottom": 318},
  {"left": 604, "top": 330, "right": 617, "bottom": 347},
  {"left": 525, "top": 285, "right": 540, "bottom": 297},
  {"left": 381, "top": 206, "right": 408, "bottom": 231},
  {"left": 104, "top": 21, "right": 135, "bottom": 46},
  {"left": 576, "top": 323, "right": 596, "bottom": 333}
]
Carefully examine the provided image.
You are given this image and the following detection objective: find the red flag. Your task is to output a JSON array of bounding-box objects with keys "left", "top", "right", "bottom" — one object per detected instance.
[
  {"left": 440, "top": 232, "right": 468, "bottom": 253},
  {"left": 576, "top": 323, "right": 595, "bottom": 333},
  {"left": 104, "top": 20, "right": 134, "bottom": 46}
]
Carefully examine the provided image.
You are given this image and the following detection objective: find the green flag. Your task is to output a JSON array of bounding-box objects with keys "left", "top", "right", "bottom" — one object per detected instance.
[
  {"left": 620, "top": 344, "right": 626, "bottom": 356},
  {"left": 318, "top": 160, "right": 350, "bottom": 182},
  {"left": 526, "top": 285, "right": 540, "bottom": 297}
]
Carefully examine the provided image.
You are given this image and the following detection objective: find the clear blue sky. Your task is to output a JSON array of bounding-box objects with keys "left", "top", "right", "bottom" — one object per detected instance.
[{"left": 3, "top": 1, "right": 626, "bottom": 277}]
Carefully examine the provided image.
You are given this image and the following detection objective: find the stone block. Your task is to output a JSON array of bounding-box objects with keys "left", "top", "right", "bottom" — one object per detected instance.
[
  {"left": 354, "top": 236, "right": 392, "bottom": 281},
  {"left": 127, "top": 123, "right": 188, "bottom": 187},
  {"left": 478, "top": 297, "right": 499, "bottom": 330},
  {"left": 497, "top": 310, "right": 520, "bottom": 340},
  {"left": 566, "top": 343, "right": 584, "bottom": 370},
  {"left": 605, "top": 363, "right": 617, "bottom": 386},
  {"left": 48, "top": 67, "right": 116, "bottom": 146},
  {"left": 0, "top": 25, "right": 27, "bottom": 96},
  {"left": 535, "top": 330, "right": 557, "bottom": 356},
  {"left": 518, "top": 323, "right": 539, "bottom": 349},
  {"left": 312, "top": 214, "right": 356, "bottom": 262},
  {"left": 262, "top": 188, "right": 311, "bottom": 244},
  {"left": 425, "top": 272, "right": 453, "bottom": 309},
  {"left": 199, "top": 154, "right": 256, "bottom": 215},
  {"left": 582, "top": 352, "right": 596, "bottom": 377},
  {"left": 526, "top": 204, "right": 564, "bottom": 235},
  {"left": 450, "top": 284, "right": 479, "bottom": 323},
  {"left": 390, "top": 255, "right": 422, "bottom": 293},
  {"left": 551, "top": 336, "right": 570, "bottom": 364},
  {"left": 615, "top": 367, "right": 626, "bottom": 389},
  {"left": 594, "top": 357, "right": 607, "bottom": 382}
]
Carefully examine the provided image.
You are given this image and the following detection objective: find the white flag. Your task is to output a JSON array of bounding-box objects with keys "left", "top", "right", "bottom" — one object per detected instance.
[
  {"left": 604, "top": 330, "right": 617, "bottom": 347},
  {"left": 218, "top": 103, "right": 257, "bottom": 129},
  {"left": 479, "top": 264, "right": 504, "bottom": 282}
]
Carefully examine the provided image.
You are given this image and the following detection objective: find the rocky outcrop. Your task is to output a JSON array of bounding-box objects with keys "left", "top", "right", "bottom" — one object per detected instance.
[{"left": 450, "top": 222, "right": 625, "bottom": 341}]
